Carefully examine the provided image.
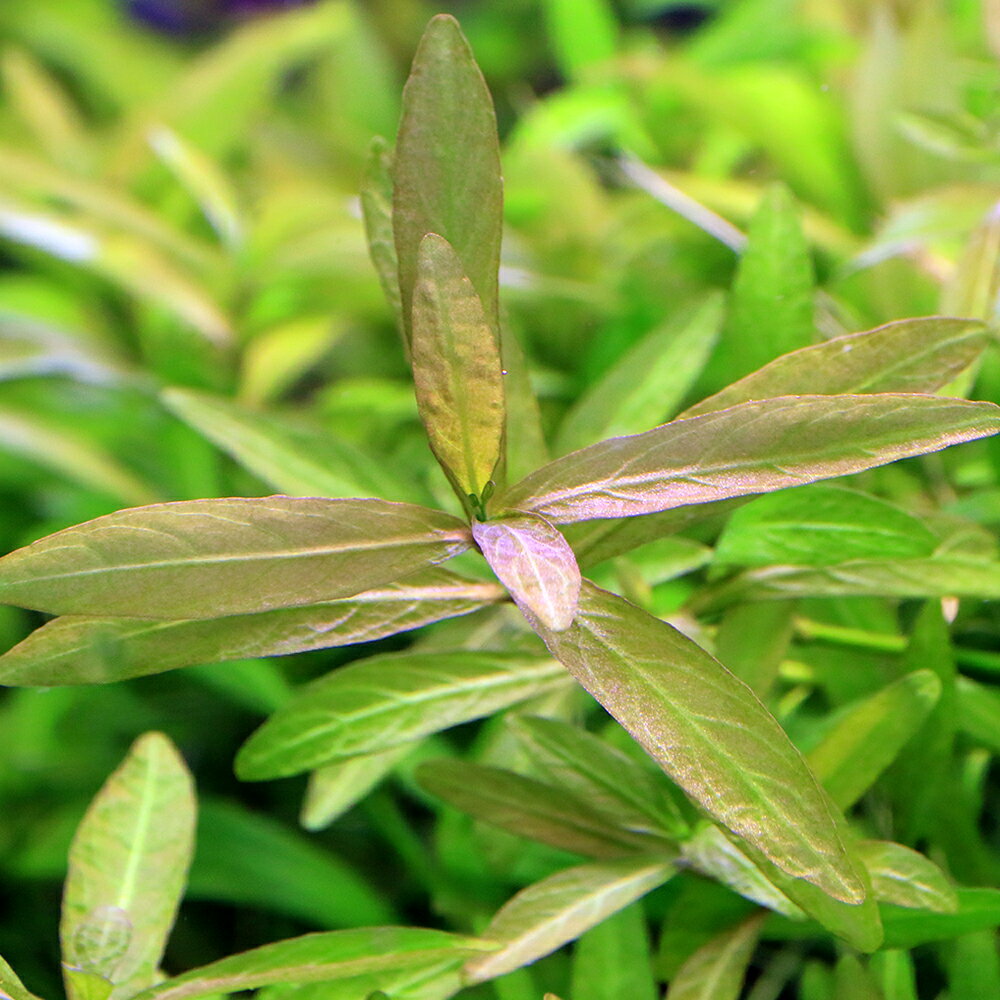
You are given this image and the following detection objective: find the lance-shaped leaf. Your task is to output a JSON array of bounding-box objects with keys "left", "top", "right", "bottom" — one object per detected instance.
[
  {"left": 531, "top": 581, "right": 866, "bottom": 904},
  {"left": 129, "top": 929, "right": 496, "bottom": 1000},
  {"left": 570, "top": 904, "right": 657, "bottom": 1000},
  {"left": 61, "top": 733, "right": 196, "bottom": 1000},
  {"left": 393, "top": 14, "right": 502, "bottom": 339},
  {"left": 0, "top": 569, "right": 502, "bottom": 686},
  {"left": 236, "top": 652, "right": 567, "bottom": 780},
  {"left": 499, "top": 394, "right": 1000, "bottom": 523},
  {"left": 464, "top": 857, "right": 674, "bottom": 983},
  {"left": 411, "top": 234, "right": 505, "bottom": 501},
  {"left": 682, "top": 318, "right": 989, "bottom": 419},
  {"left": 664, "top": 913, "right": 766, "bottom": 1000},
  {"left": 0, "top": 956, "right": 42, "bottom": 1000},
  {"left": 361, "top": 137, "right": 403, "bottom": 332},
  {"left": 857, "top": 841, "right": 958, "bottom": 913},
  {"left": 415, "top": 759, "right": 663, "bottom": 859},
  {"left": 0, "top": 497, "right": 471, "bottom": 619},
  {"left": 473, "top": 513, "right": 580, "bottom": 631}
]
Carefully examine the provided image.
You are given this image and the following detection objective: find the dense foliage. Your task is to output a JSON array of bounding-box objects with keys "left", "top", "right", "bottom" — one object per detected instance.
[{"left": 0, "top": 2, "right": 999, "bottom": 998}]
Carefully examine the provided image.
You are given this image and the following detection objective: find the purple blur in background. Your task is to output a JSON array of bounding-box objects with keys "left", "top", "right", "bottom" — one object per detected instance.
[{"left": 127, "top": 0, "right": 314, "bottom": 35}]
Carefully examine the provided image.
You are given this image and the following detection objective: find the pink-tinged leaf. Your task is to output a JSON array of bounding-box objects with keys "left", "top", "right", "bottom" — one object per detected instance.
[
  {"left": 0, "top": 497, "right": 471, "bottom": 619},
  {"left": 474, "top": 513, "right": 581, "bottom": 631},
  {"left": 498, "top": 394, "right": 1000, "bottom": 523},
  {"left": 533, "top": 581, "right": 868, "bottom": 905},
  {"left": 412, "top": 234, "right": 505, "bottom": 501}
]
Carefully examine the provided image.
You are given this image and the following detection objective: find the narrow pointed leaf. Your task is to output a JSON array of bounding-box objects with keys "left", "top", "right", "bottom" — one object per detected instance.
[
  {"left": 682, "top": 318, "right": 989, "bottom": 418},
  {"left": 532, "top": 581, "right": 866, "bottom": 904},
  {"left": 130, "top": 929, "right": 496, "bottom": 1000},
  {"left": 0, "top": 569, "right": 501, "bottom": 686},
  {"left": 411, "top": 233, "right": 505, "bottom": 500},
  {"left": 464, "top": 858, "right": 674, "bottom": 983},
  {"left": 570, "top": 904, "right": 657, "bottom": 1000},
  {"left": 500, "top": 394, "right": 1000, "bottom": 523},
  {"left": 0, "top": 956, "right": 42, "bottom": 1000},
  {"left": 393, "top": 15, "right": 502, "bottom": 339},
  {"left": 857, "top": 841, "right": 958, "bottom": 913},
  {"left": 236, "top": 652, "right": 567, "bottom": 780},
  {"left": 665, "top": 913, "right": 765, "bottom": 1000},
  {"left": 0, "top": 497, "right": 471, "bottom": 619},
  {"left": 806, "top": 670, "right": 941, "bottom": 811},
  {"left": 360, "top": 137, "right": 403, "bottom": 331},
  {"left": 415, "top": 759, "right": 662, "bottom": 859},
  {"left": 473, "top": 513, "right": 580, "bottom": 631},
  {"left": 61, "top": 733, "right": 196, "bottom": 1000}
]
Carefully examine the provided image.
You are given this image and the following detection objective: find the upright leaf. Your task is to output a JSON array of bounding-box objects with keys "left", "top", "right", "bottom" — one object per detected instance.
[
  {"left": 360, "top": 137, "right": 402, "bottom": 331},
  {"left": 664, "top": 913, "right": 765, "bottom": 1000},
  {"left": 570, "top": 903, "right": 657, "bottom": 1000},
  {"left": 499, "top": 395, "right": 1000, "bottom": 523},
  {"left": 411, "top": 234, "right": 505, "bottom": 502},
  {"left": 531, "top": 582, "right": 867, "bottom": 905},
  {"left": 0, "top": 497, "right": 471, "bottom": 619},
  {"left": 393, "top": 15, "right": 502, "bottom": 340},
  {"left": 61, "top": 733, "right": 196, "bottom": 1000},
  {"left": 464, "top": 858, "right": 674, "bottom": 983},
  {"left": 473, "top": 513, "right": 581, "bottom": 631}
]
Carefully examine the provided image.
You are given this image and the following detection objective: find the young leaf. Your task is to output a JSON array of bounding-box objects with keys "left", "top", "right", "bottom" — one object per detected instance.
[
  {"left": 473, "top": 513, "right": 581, "bottom": 631},
  {"left": 531, "top": 581, "right": 867, "bottom": 905},
  {"left": 61, "top": 733, "right": 196, "bottom": 1000},
  {"left": 682, "top": 318, "right": 989, "bottom": 418},
  {"left": 0, "top": 569, "right": 502, "bottom": 686},
  {"left": 499, "top": 394, "right": 1000, "bottom": 523},
  {"left": 464, "top": 857, "right": 674, "bottom": 983},
  {"left": 664, "top": 913, "right": 766, "bottom": 1000},
  {"left": 129, "top": 929, "right": 496, "bottom": 1000},
  {"left": 806, "top": 670, "right": 942, "bottom": 811},
  {"left": 411, "top": 233, "right": 505, "bottom": 502},
  {"left": 393, "top": 14, "right": 502, "bottom": 339},
  {"left": 857, "top": 841, "right": 958, "bottom": 913},
  {"left": 415, "top": 758, "right": 663, "bottom": 859},
  {"left": 0, "top": 497, "right": 471, "bottom": 618},
  {"left": 236, "top": 652, "right": 568, "bottom": 780},
  {"left": 570, "top": 903, "right": 657, "bottom": 1000},
  {"left": 360, "top": 137, "right": 403, "bottom": 331}
]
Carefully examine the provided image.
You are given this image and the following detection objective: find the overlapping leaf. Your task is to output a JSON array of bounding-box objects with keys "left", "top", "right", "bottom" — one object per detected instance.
[
  {"left": 858, "top": 841, "right": 957, "bottom": 913},
  {"left": 664, "top": 913, "right": 766, "bottom": 1000}
]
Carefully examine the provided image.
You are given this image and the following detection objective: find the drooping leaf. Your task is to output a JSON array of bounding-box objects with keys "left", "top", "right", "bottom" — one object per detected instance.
[
  {"left": 682, "top": 318, "right": 988, "bottom": 418},
  {"left": 473, "top": 513, "right": 580, "bottom": 631},
  {"left": 569, "top": 903, "right": 657, "bottom": 1000},
  {"left": 857, "top": 841, "right": 957, "bottom": 913},
  {"left": 806, "top": 670, "right": 941, "bottom": 811},
  {"left": 664, "top": 913, "right": 765, "bottom": 1000},
  {"left": 415, "top": 758, "right": 662, "bottom": 859},
  {"left": 393, "top": 14, "right": 502, "bottom": 340},
  {"left": 361, "top": 137, "right": 403, "bottom": 333},
  {"left": 464, "top": 858, "right": 674, "bottom": 983},
  {"left": 236, "top": 652, "right": 567, "bottom": 780},
  {"left": 499, "top": 394, "right": 1000, "bottom": 523},
  {"left": 531, "top": 582, "right": 867, "bottom": 905},
  {"left": 0, "top": 568, "right": 501, "bottom": 686},
  {"left": 713, "top": 485, "right": 937, "bottom": 568},
  {"left": 0, "top": 955, "right": 42, "bottom": 1000},
  {"left": 61, "top": 733, "right": 196, "bottom": 1000},
  {"left": 0, "top": 497, "right": 471, "bottom": 619},
  {"left": 129, "top": 929, "right": 495, "bottom": 1000},
  {"left": 411, "top": 234, "right": 505, "bottom": 502}
]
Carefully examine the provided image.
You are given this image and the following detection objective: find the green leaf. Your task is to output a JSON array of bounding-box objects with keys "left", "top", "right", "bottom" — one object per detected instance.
[
  {"left": 415, "top": 759, "right": 663, "bottom": 859},
  {"left": 713, "top": 599, "right": 795, "bottom": 696},
  {"left": 500, "top": 395, "right": 1000, "bottom": 523},
  {"left": 464, "top": 857, "right": 674, "bottom": 983},
  {"left": 956, "top": 676, "right": 1000, "bottom": 754},
  {"left": 714, "top": 486, "right": 937, "bottom": 568},
  {"left": 570, "top": 903, "right": 657, "bottom": 1000},
  {"left": 130, "top": 929, "right": 495, "bottom": 1000},
  {"left": 161, "top": 388, "right": 423, "bottom": 503},
  {"left": 0, "top": 955, "right": 42, "bottom": 1000},
  {"left": 393, "top": 15, "right": 502, "bottom": 340},
  {"left": 236, "top": 652, "right": 568, "bottom": 780},
  {"left": 856, "top": 841, "right": 957, "bottom": 913},
  {"left": 411, "top": 233, "right": 505, "bottom": 501},
  {"left": 542, "top": 0, "right": 618, "bottom": 81},
  {"left": 806, "top": 670, "right": 941, "bottom": 811},
  {"left": 664, "top": 913, "right": 765, "bottom": 1000},
  {"left": 473, "top": 513, "right": 581, "bottom": 631},
  {"left": 0, "top": 316, "right": 127, "bottom": 385},
  {"left": 531, "top": 582, "right": 867, "bottom": 905},
  {"left": 947, "top": 930, "right": 1000, "bottom": 1000},
  {"left": 869, "top": 951, "right": 917, "bottom": 1000},
  {"left": 61, "top": 733, "right": 196, "bottom": 1000},
  {"left": 0, "top": 568, "right": 501, "bottom": 686},
  {"left": 682, "top": 318, "right": 989, "bottom": 418},
  {"left": 556, "top": 296, "right": 723, "bottom": 455},
  {"left": 360, "top": 137, "right": 403, "bottom": 332},
  {"left": 881, "top": 889, "right": 1000, "bottom": 949},
  {"left": 699, "top": 184, "right": 815, "bottom": 395},
  {"left": 508, "top": 715, "right": 688, "bottom": 839},
  {"left": 0, "top": 497, "right": 471, "bottom": 618}
]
